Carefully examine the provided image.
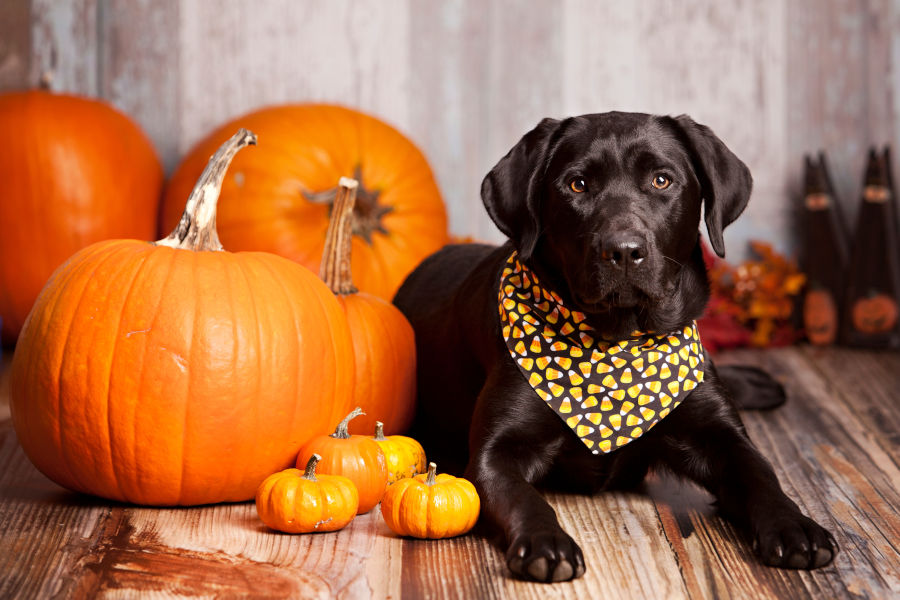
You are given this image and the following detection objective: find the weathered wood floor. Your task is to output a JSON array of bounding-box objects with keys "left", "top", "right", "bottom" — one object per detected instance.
[{"left": 1, "top": 345, "right": 898, "bottom": 599}]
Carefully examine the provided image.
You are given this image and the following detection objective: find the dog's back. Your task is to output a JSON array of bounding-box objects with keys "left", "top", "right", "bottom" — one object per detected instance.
[{"left": 394, "top": 242, "right": 507, "bottom": 472}]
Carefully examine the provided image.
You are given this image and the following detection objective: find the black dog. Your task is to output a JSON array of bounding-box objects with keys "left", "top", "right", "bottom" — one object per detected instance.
[{"left": 393, "top": 112, "right": 836, "bottom": 582}]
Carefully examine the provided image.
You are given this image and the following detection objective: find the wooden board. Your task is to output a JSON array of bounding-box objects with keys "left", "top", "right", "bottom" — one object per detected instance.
[{"left": 1, "top": 346, "right": 899, "bottom": 598}]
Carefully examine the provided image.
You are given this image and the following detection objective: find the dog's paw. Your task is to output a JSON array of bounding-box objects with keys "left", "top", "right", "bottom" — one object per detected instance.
[
  {"left": 718, "top": 365, "right": 786, "bottom": 410},
  {"left": 753, "top": 512, "right": 837, "bottom": 569},
  {"left": 506, "top": 528, "right": 586, "bottom": 582}
]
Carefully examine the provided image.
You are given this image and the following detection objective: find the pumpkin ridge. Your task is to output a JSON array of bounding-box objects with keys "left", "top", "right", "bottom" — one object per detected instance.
[
  {"left": 365, "top": 305, "right": 401, "bottom": 430},
  {"left": 10, "top": 241, "right": 109, "bottom": 484},
  {"left": 259, "top": 250, "right": 356, "bottom": 437},
  {"left": 56, "top": 243, "right": 130, "bottom": 492},
  {"left": 233, "top": 254, "right": 265, "bottom": 498},
  {"left": 307, "top": 277, "right": 355, "bottom": 429},
  {"left": 129, "top": 246, "right": 181, "bottom": 502},
  {"left": 103, "top": 245, "right": 154, "bottom": 501},
  {"left": 248, "top": 253, "right": 306, "bottom": 449},
  {"left": 175, "top": 249, "right": 201, "bottom": 504}
]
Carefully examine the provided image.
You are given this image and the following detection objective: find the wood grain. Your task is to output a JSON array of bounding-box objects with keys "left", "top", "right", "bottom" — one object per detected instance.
[{"left": 1, "top": 347, "right": 899, "bottom": 598}]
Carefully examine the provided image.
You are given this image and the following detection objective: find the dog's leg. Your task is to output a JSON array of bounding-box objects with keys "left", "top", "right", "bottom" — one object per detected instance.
[
  {"left": 717, "top": 365, "right": 786, "bottom": 410},
  {"left": 464, "top": 364, "right": 586, "bottom": 583},
  {"left": 654, "top": 371, "right": 836, "bottom": 569}
]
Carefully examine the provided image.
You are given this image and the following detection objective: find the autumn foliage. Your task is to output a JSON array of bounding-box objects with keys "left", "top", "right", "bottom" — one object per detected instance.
[{"left": 700, "top": 241, "right": 806, "bottom": 350}]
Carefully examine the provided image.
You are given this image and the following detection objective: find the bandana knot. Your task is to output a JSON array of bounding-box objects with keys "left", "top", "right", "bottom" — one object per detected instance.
[{"left": 499, "top": 252, "right": 705, "bottom": 454}]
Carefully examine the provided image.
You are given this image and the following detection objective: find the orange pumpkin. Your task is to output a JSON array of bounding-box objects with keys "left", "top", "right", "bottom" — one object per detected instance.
[
  {"left": 380, "top": 462, "right": 480, "bottom": 539},
  {"left": 0, "top": 90, "right": 163, "bottom": 344},
  {"left": 851, "top": 293, "right": 898, "bottom": 334},
  {"left": 803, "top": 289, "right": 838, "bottom": 345},
  {"left": 162, "top": 104, "right": 448, "bottom": 301},
  {"left": 256, "top": 454, "right": 359, "bottom": 534},
  {"left": 297, "top": 408, "right": 388, "bottom": 514},
  {"left": 9, "top": 130, "right": 355, "bottom": 505},
  {"left": 319, "top": 178, "right": 416, "bottom": 434},
  {"left": 372, "top": 421, "right": 426, "bottom": 483}
]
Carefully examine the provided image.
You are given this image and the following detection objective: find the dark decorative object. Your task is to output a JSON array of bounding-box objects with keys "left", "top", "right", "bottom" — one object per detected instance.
[
  {"left": 800, "top": 152, "right": 849, "bottom": 345},
  {"left": 841, "top": 147, "right": 900, "bottom": 348}
]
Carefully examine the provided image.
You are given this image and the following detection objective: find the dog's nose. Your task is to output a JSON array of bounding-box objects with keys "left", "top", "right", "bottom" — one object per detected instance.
[{"left": 601, "top": 234, "right": 646, "bottom": 268}]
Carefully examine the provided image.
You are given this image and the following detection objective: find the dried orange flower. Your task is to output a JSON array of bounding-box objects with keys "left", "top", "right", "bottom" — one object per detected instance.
[{"left": 707, "top": 241, "right": 806, "bottom": 347}]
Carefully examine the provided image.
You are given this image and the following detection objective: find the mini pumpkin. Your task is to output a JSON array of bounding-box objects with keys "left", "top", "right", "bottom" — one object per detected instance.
[
  {"left": 256, "top": 454, "right": 359, "bottom": 534},
  {"left": 372, "top": 421, "right": 426, "bottom": 483},
  {"left": 380, "top": 462, "right": 480, "bottom": 539},
  {"left": 851, "top": 293, "right": 898, "bottom": 334},
  {"left": 296, "top": 408, "right": 388, "bottom": 514},
  {"left": 803, "top": 289, "right": 838, "bottom": 345}
]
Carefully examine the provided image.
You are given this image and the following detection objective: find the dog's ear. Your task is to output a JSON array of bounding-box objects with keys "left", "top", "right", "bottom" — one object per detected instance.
[
  {"left": 673, "top": 115, "right": 752, "bottom": 258},
  {"left": 481, "top": 118, "right": 561, "bottom": 260}
]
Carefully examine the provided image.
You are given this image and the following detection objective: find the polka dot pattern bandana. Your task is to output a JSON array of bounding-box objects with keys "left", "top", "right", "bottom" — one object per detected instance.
[{"left": 499, "top": 252, "right": 705, "bottom": 454}]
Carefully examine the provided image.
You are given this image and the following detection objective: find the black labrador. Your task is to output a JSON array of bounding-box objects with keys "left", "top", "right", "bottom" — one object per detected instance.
[{"left": 393, "top": 112, "right": 836, "bottom": 582}]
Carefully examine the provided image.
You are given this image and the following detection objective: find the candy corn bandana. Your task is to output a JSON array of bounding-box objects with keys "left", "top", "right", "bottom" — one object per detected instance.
[{"left": 499, "top": 252, "right": 705, "bottom": 454}]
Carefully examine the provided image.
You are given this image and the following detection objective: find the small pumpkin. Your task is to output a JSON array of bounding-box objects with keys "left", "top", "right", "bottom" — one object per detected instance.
[
  {"left": 256, "top": 454, "right": 359, "bottom": 534},
  {"left": 372, "top": 421, "right": 426, "bottom": 483},
  {"left": 320, "top": 178, "right": 416, "bottom": 434},
  {"left": 9, "top": 130, "right": 355, "bottom": 505},
  {"left": 0, "top": 89, "right": 163, "bottom": 344},
  {"left": 851, "top": 293, "right": 899, "bottom": 334},
  {"left": 803, "top": 288, "right": 838, "bottom": 345},
  {"left": 297, "top": 408, "right": 388, "bottom": 514},
  {"left": 162, "top": 104, "right": 448, "bottom": 301},
  {"left": 381, "top": 462, "right": 480, "bottom": 539}
]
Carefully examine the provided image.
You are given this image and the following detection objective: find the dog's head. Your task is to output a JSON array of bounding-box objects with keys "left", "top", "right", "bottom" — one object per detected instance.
[{"left": 482, "top": 112, "right": 751, "bottom": 336}]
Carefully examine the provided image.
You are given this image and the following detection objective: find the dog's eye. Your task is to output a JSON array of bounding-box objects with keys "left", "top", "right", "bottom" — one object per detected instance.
[
  {"left": 651, "top": 174, "right": 671, "bottom": 190},
  {"left": 569, "top": 178, "right": 587, "bottom": 193}
]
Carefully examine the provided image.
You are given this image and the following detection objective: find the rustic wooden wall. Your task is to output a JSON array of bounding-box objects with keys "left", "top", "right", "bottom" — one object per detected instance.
[{"left": 2, "top": 0, "right": 899, "bottom": 259}]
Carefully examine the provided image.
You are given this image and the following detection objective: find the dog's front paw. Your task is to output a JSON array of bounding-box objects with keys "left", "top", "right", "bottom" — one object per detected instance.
[
  {"left": 754, "top": 512, "right": 837, "bottom": 569},
  {"left": 506, "top": 528, "right": 586, "bottom": 582}
]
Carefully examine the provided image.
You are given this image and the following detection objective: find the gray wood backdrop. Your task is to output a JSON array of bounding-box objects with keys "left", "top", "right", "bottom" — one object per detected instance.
[{"left": 2, "top": 0, "right": 899, "bottom": 259}]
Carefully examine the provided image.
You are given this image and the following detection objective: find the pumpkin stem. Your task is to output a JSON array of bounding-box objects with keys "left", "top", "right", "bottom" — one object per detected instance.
[
  {"left": 39, "top": 70, "right": 53, "bottom": 91},
  {"left": 303, "top": 166, "right": 393, "bottom": 245},
  {"left": 425, "top": 462, "right": 437, "bottom": 486},
  {"left": 374, "top": 421, "right": 386, "bottom": 441},
  {"left": 38, "top": 44, "right": 56, "bottom": 90},
  {"left": 157, "top": 128, "right": 257, "bottom": 251},
  {"left": 303, "top": 453, "right": 322, "bottom": 481},
  {"left": 319, "top": 177, "right": 359, "bottom": 294},
  {"left": 332, "top": 407, "right": 364, "bottom": 439}
]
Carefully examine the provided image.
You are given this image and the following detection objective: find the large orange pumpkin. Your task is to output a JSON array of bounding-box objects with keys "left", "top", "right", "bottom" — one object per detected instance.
[
  {"left": 0, "top": 90, "right": 163, "bottom": 344},
  {"left": 161, "top": 104, "right": 448, "bottom": 301},
  {"left": 319, "top": 178, "right": 416, "bottom": 434},
  {"left": 9, "top": 130, "right": 355, "bottom": 506}
]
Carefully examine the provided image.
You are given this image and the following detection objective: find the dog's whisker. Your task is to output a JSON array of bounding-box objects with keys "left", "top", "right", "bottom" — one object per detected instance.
[{"left": 664, "top": 254, "right": 684, "bottom": 269}]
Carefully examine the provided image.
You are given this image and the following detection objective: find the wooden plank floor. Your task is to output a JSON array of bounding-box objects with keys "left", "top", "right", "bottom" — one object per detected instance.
[{"left": 1, "top": 346, "right": 898, "bottom": 599}]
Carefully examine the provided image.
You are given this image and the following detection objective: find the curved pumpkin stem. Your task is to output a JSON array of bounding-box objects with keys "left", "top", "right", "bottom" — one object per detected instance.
[
  {"left": 374, "top": 421, "right": 387, "bottom": 441},
  {"left": 303, "top": 454, "right": 322, "bottom": 481},
  {"left": 319, "top": 177, "right": 359, "bottom": 294},
  {"left": 157, "top": 128, "right": 257, "bottom": 251},
  {"left": 425, "top": 462, "right": 437, "bottom": 486},
  {"left": 332, "top": 407, "right": 364, "bottom": 439}
]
